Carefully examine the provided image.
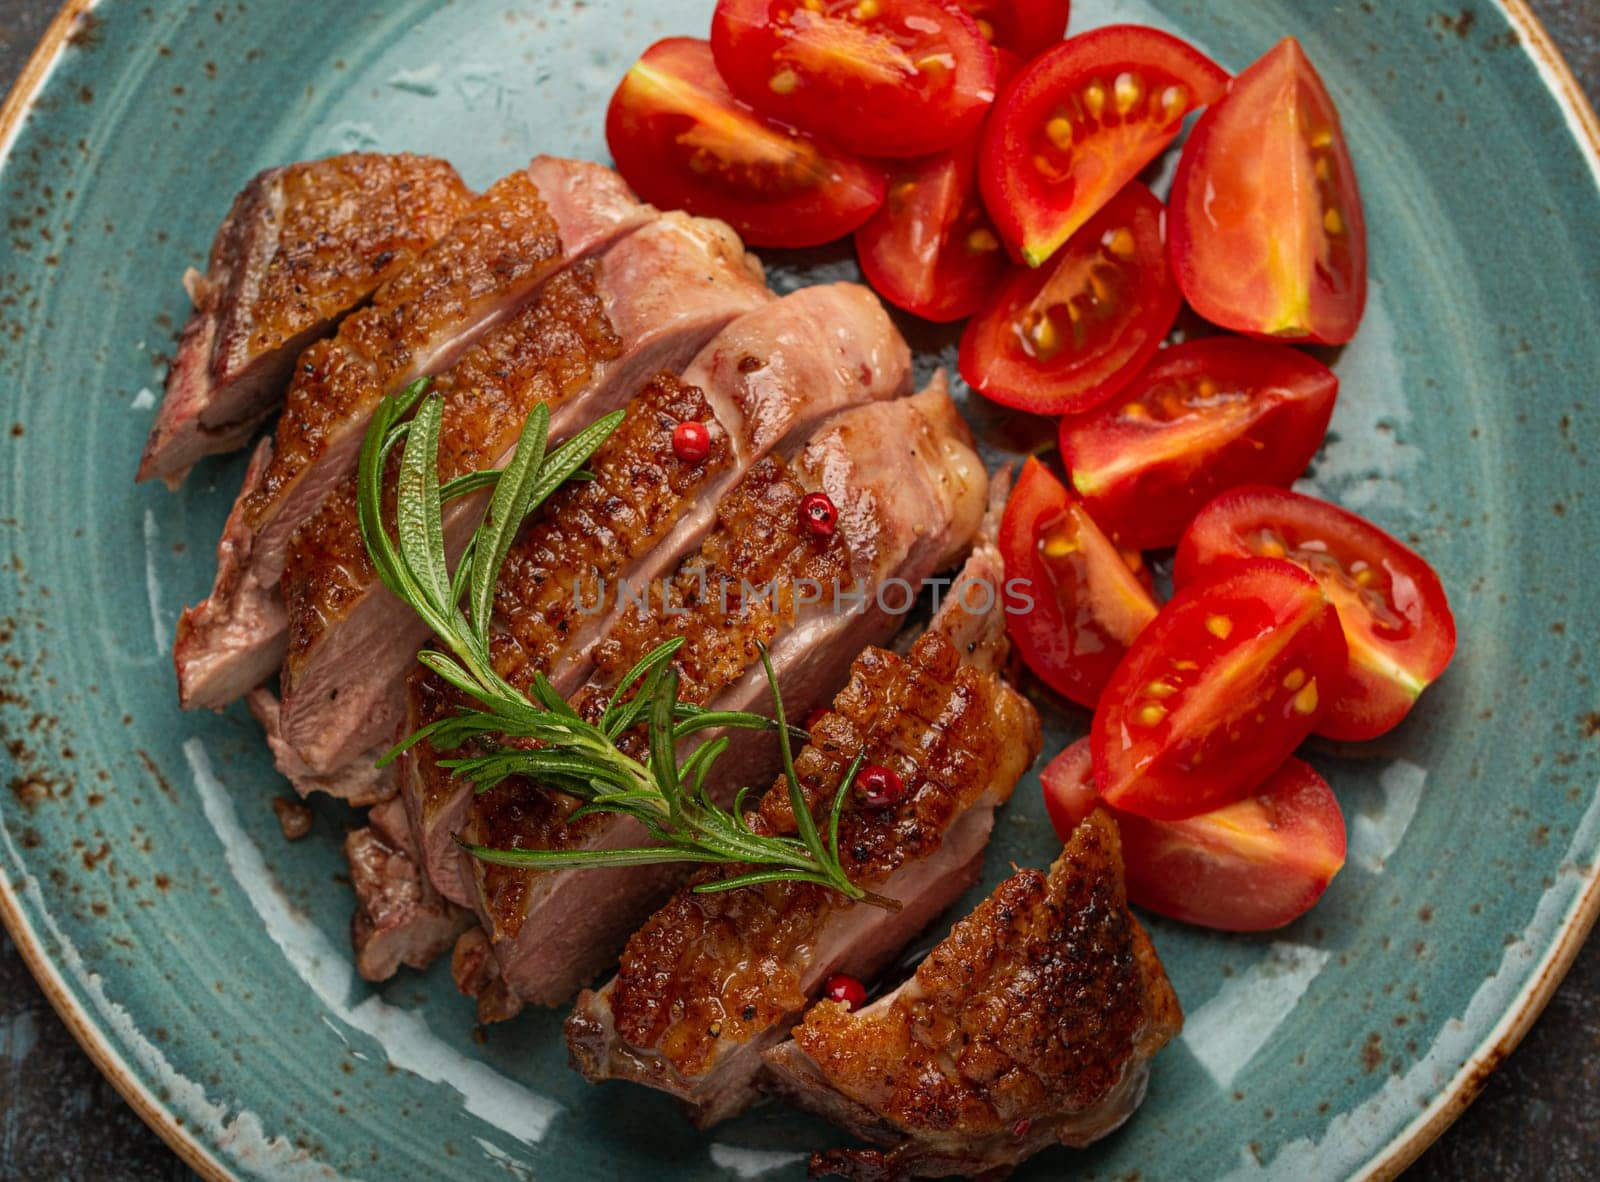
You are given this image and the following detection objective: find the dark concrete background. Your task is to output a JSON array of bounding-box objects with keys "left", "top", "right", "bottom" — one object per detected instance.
[{"left": 0, "top": 1, "right": 1596, "bottom": 1178}]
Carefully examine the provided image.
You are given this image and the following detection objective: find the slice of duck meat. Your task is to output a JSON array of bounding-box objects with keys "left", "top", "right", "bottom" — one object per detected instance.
[
  {"left": 400, "top": 284, "right": 911, "bottom": 910},
  {"left": 566, "top": 485, "right": 1039, "bottom": 1127},
  {"left": 762, "top": 810, "right": 1183, "bottom": 1181},
  {"left": 345, "top": 796, "right": 472, "bottom": 982},
  {"left": 271, "top": 212, "right": 770, "bottom": 790},
  {"left": 138, "top": 152, "right": 473, "bottom": 488},
  {"left": 461, "top": 382, "right": 988, "bottom": 1015},
  {"left": 173, "top": 157, "right": 651, "bottom": 711}
]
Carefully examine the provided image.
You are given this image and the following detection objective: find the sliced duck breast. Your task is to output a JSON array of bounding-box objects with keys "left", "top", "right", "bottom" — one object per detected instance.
[
  {"left": 762, "top": 811, "right": 1182, "bottom": 1181},
  {"left": 461, "top": 382, "right": 987, "bottom": 1014},
  {"left": 139, "top": 152, "right": 473, "bottom": 488},
  {"left": 173, "top": 158, "right": 651, "bottom": 710},
  {"left": 400, "top": 284, "right": 911, "bottom": 909},
  {"left": 272, "top": 211, "right": 769, "bottom": 787},
  {"left": 566, "top": 483, "right": 1039, "bottom": 1127}
]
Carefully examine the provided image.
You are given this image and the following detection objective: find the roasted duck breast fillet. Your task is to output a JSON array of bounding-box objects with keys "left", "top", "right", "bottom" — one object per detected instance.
[
  {"left": 762, "top": 809, "right": 1182, "bottom": 1181},
  {"left": 270, "top": 210, "right": 770, "bottom": 793},
  {"left": 567, "top": 481, "right": 1040, "bottom": 1127},
  {"left": 139, "top": 152, "right": 473, "bottom": 487},
  {"left": 174, "top": 158, "right": 651, "bottom": 710},
  {"left": 400, "top": 284, "right": 911, "bottom": 911},
  {"left": 455, "top": 382, "right": 986, "bottom": 1015}
]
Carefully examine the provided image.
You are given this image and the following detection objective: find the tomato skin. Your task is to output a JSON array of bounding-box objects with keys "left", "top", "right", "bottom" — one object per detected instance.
[
  {"left": 1175, "top": 486, "right": 1456, "bottom": 740},
  {"left": 605, "top": 38, "right": 886, "bottom": 248},
  {"left": 1059, "top": 337, "right": 1338, "bottom": 550},
  {"left": 710, "top": 0, "right": 997, "bottom": 159},
  {"left": 1093, "top": 558, "right": 1347, "bottom": 821},
  {"left": 999, "top": 458, "right": 1159, "bottom": 708},
  {"left": 855, "top": 138, "right": 1009, "bottom": 322},
  {"left": 980, "top": 25, "right": 1228, "bottom": 267},
  {"left": 1043, "top": 740, "right": 1346, "bottom": 932},
  {"left": 950, "top": 0, "right": 1072, "bottom": 58},
  {"left": 959, "top": 181, "right": 1179, "bottom": 415},
  {"left": 1170, "top": 38, "right": 1368, "bottom": 345}
]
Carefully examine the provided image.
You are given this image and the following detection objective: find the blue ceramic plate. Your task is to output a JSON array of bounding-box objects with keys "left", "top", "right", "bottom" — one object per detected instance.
[{"left": 2, "top": 1, "right": 1597, "bottom": 1178}]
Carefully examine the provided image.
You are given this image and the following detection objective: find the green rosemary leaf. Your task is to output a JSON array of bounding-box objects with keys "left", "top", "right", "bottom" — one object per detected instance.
[
  {"left": 414, "top": 648, "right": 484, "bottom": 703},
  {"left": 829, "top": 749, "right": 866, "bottom": 871},
  {"left": 692, "top": 869, "right": 844, "bottom": 896},
  {"left": 396, "top": 395, "right": 451, "bottom": 613},
  {"left": 648, "top": 667, "right": 683, "bottom": 821},
  {"left": 457, "top": 841, "right": 726, "bottom": 871},
  {"left": 440, "top": 468, "right": 502, "bottom": 501},
  {"left": 526, "top": 671, "right": 580, "bottom": 719},
  {"left": 468, "top": 402, "right": 549, "bottom": 646},
  {"left": 760, "top": 643, "right": 828, "bottom": 869}
]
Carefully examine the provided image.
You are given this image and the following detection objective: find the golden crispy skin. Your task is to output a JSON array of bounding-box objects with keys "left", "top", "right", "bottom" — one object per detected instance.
[
  {"left": 777, "top": 812, "right": 1182, "bottom": 1181},
  {"left": 279, "top": 259, "right": 621, "bottom": 673},
  {"left": 237, "top": 154, "right": 472, "bottom": 366},
  {"left": 406, "top": 370, "right": 730, "bottom": 824},
  {"left": 469, "top": 454, "right": 855, "bottom": 932},
  {"left": 243, "top": 169, "right": 563, "bottom": 537},
  {"left": 590, "top": 626, "right": 1038, "bottom": 1082},
  {"left": 140, "top": 153, "right": 473, "bottom": 485}
]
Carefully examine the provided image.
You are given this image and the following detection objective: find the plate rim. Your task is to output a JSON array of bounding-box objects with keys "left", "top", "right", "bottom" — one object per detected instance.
[{"left": 0, "top": 2, "right": 1595, "bottom": 1179}]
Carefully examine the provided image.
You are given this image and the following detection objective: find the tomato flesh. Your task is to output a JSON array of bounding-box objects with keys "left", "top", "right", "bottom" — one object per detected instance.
[
  {"left": 999, "top": 458, "right": 1159, "bottom": 709},
  {"left": 1092, "top": 558, "right": 1346, "bottom": 821},
  {"left": 1175, "top": 486, "right": 1456, "bottom": 740},
  {"left": 1043, "top": 740, "right": 1346, "bottom": 931},
  {"left": 980, "top": 25, "right": 1227, "bottom": 267},
  {"left": 1170, "top": 37, "right": 1368, "bottom": 344},
  {"left": 1059, "top": 336, "right": 1338, "bottom": 550},
  {"left": 951, "top": 0, "right": 1072, "bottom": 58},
  {"left": 959, "top": 181, "right": 1179, "bottom": 415},
  {"left": 605, "top": 38, "right": 886, "bottom": 248},
  {"left": 711, "top": 0, "right": 996, "bottom": 158},
  {"left": 855, "top": 138, "right": 1008, "bottom": 322}
]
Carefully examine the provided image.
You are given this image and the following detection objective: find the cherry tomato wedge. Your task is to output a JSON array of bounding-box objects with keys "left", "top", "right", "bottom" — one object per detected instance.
[
  {"left": 959, "top": 181, "right": 1179, "bottom": 414},
  {"left": 1170, "top": 37, "right": 1368, "bottom": 344},
  {"left": 1058, "top": 337, "right": 1338, "bottom": 550},
  {"left": 951, "top": 0, "right": 1072, "bottom": 58},
  {"left": 855, "top": 139, "right": 1008, "bottom": 322},
  {"left": 1175, "top": 486, "right": 1456, "bottom": 741},
  {"left": 710, "top": 0, "right": 997, "bottom": 159},
  {"left": 980, "top": 25, "right": 1228, "bottom": 266},
  {"left": 1043, "top": 740, "right": 1346, "bottom": 931},
  {"left": 999, "top": 458, "right": 1159, "bottom": 709},
  {"left": 1093, "top": 558, "right": 1346, "bottom": 821},
  {"left": 605, "top": 38, "right": 886, "bottom": 248}
]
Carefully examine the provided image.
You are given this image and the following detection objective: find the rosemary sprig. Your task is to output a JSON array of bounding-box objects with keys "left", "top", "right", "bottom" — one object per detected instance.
[{"left": 357, "top": 382, "right": 881, "bottom": 905}]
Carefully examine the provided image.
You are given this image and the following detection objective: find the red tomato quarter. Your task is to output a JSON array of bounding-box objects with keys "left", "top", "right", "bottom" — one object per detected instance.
[
  {"left": 1175, "top": 486, "right": 1456, "bottom": 740},
  {"left": 999, "top": 458, "right": 1159, "bottom": 709},
  {"left": 1092, "top": 558, "right": 1346, "bottom": 821},
  {"left": 1170, "top": 37, "right": 1368, "bottom": 344},
  {"left": 710, "top": 0, "right": 997, "bottom": 158},
  {"left": 605, "top": 38, "right": 886, "bottom": 248},
  {"left": 951, "top": 0, "right": 1072, "bottom": 58},
  {"left": 980, "top": 25, "right": 1227, "bottom": 266},
  {"left": 1043, "top": 740, "right": 1346, "bottom": 931},
  {"left": 959, "top": 181, "right": 1179, "bottom": 414},
  {"left": 1059, "top": 337, "right": 1338, "bottom": 550},
  {"left": 855, "top": 139, "right": 1009, "bottom": 321}
]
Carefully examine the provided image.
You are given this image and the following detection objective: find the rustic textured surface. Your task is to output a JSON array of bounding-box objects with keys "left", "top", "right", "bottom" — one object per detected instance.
[{"left": 0, "top": 2, "right": 1597, "bottom": 1179}]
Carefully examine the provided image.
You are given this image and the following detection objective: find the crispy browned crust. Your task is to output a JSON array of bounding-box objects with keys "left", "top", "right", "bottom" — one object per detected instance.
[
  {"left": 232, "top": 153, "right": 472, "bottom": 369},
  {"left": 782, "top": 812, "right": 1182, "bottom": 1180},
  {"left": 140, "top": 153, "right": 472, "bottom": 484},
  {"left": 279, "top": 259, "right": 622, "bottom": 676},
  {"left": 404, "top": 370, "right": 732, "bottom": 830},
  {"left": 468, "top": 454, "right": 855, "bottom": 932},
  {"left": 244, "top": 169, "right": 562, "bottom": 534},
  {"left": 590, "top": 625, "right": 1039, "bottom": 1083}
]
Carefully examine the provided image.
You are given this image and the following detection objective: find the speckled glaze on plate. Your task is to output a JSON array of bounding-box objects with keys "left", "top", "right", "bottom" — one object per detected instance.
[{"left": 0, "top": 1, "right": 1596, "bottom": 1178}]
